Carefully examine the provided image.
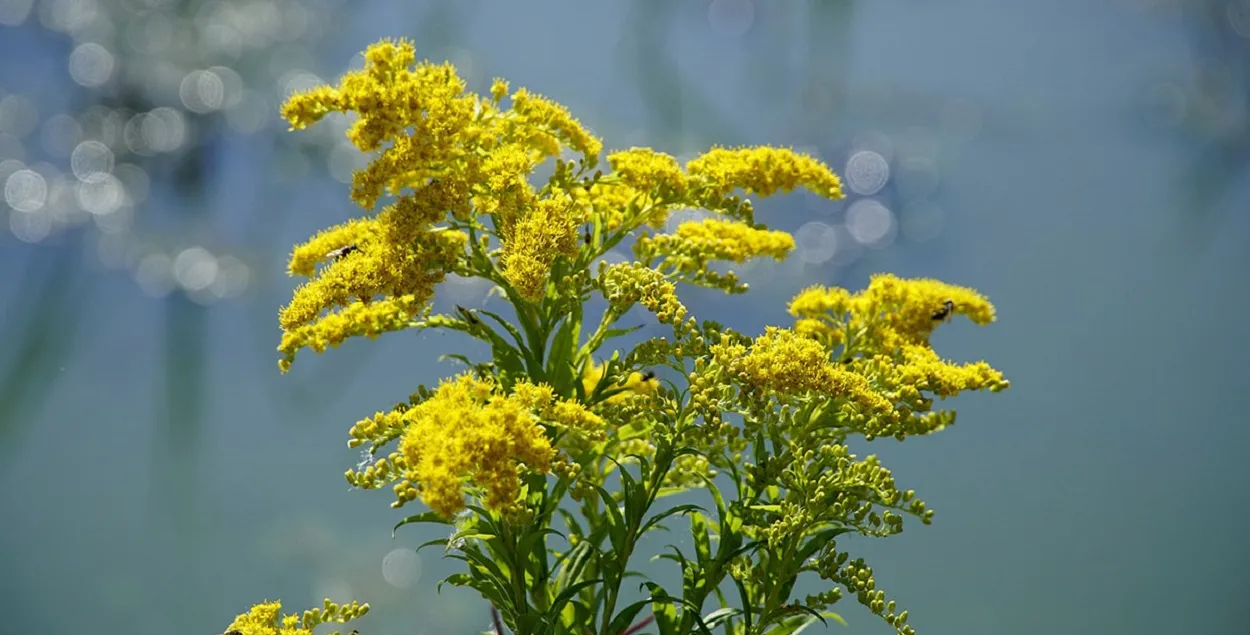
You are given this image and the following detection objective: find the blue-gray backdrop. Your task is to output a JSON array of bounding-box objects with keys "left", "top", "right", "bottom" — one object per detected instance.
[{"left": 1, "top": 1, "right": 1248, "bottom": 634}]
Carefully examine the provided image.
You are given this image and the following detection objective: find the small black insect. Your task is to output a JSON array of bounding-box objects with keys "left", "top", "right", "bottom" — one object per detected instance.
[
  {"left": 583, "top": 226, "right": 592, "bottom": 245},
  {"left": 326, "top": 244, "right": 360, "bottom": 261},
  {"left": 931, "top": 299, "right": 954, "bottom": 322},
  {"left": 641, "top": 370, "right": 656, "bottom": 381}
]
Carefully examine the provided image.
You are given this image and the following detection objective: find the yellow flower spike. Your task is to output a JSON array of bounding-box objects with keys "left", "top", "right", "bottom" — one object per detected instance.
[
  {"left": 278, "top": 187, "right": 468, "bottom": 335},
  {"left": 895, "top": 345, "right": 1010, "bottom": 396},
  {"left": 396, "top": 374, "right": 556, "bottom": 517},
  {"left": 511, "top": 381, "right": 556, "bottom": 412},
  {"left": 672, "top": 218, "right": 794, "bottom": 261},
  {"left": 224, "top": 599, "right": 366, "bottom": 635},
  {"left": 550, "top": 399, "right": 607, "bottom": 436},
  {"left": 490, "top": 78, "right": 510, "bottom": 103},
  {"left": 607, "top": 148, "right": 688, "bottom": 196},
  {"left": 634, "top": 217, "right": 794, "bottom": 293},
  {"left": 686, "top": 146, "right": 844, "bottom": 200},
  {"left": 788, "top": 284, "right": 854, "bottom": 318},
  {"left": 598, "top": 262, "right": 688, "bottom": 325},
  {"left": 281, "top": 85, "right": 344, "bottom": 131},
  {"left": 362, "top": 37, "right": 416, "bottom": 75},
  {"left": 714, "top": 327, "right": 896, "bottom": 419},
  {"left": 287, "top": 218, "right": 379, "bottom": 278},
  {"left": 510, "top": 88, "right": 603, "bottom": 159},
  {"left": 849, "top": 274, "right": 996, "bottom": 352},
  {"left": 499, "top": 196, "right": 581, "bottom": 302},
  {"left": 277, "top": 295, "right": 424, "bottom": 373}
]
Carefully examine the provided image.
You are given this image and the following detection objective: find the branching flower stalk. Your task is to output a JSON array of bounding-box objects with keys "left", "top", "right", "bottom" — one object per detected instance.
[{"left": 221, "top": 39, "right": 1009, "bottom": 635}]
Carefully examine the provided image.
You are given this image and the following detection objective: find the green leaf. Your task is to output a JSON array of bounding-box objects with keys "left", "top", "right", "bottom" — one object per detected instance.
[
  {"left": 593, "top": 484, "right": 627, "bottom": 553},
  {"left": 477, "top": 308, "right": 528, "bottom": 352},
  {"left": 518, "top": 527, "right": 564, "bottom": 562},
  {"left": 796, "top": 526, "right": 853, "bottom": 563},
  {"left": 760, "top": 605, "right": 829, "bottom": 634},
  {"left": 690, "top": 512, "right": 712, "bottom": 565},
  {"left": 546, "top": 578, "right": 603, "bottom": 625},
  {"left": 438, "top": 573, "right": 473, "bottom": 593},
  {"left": 606, "top": 598, "right": 654, "bottom": 635},
  {"left": 554, "top": 540, "right": 595, "bottom": 595},
  {"left": 444, "top": 554, "right": 513, "bottom": 610},
  {"left": 439, "top": 353, "right": 476, "bottom": 367},
  {"left": 556, "top": 508, "right": 585, "bottom": 540},
  {"left": 823, "top": 611, "right": 848, "bottom": 627},
  {"left": 731, "top": 576, "right": 753, "bottom": 632},
  {"left": 702, "top": 607, "right": 742, "bottom": 629},
  {"left": 438, "top": 572, "right": 511, "bottom": 611},
  {"left": 455, "top": 545, "right": 511, "bottom": 585},
  {"left": 644, "top": 582, "right": 681, "bottom": 635},
  {"left": 547, "top": 312, "right": 579, "bottom": 395},
  {"left": 392, "top": 511, "right": 451, "bottom": 538},
  {"left": 602, "top": 324, "right": 645, "bottom": 341},
  {"left": 640, "top": 503, "right": 704, "bottom": 537},
  {"left": 415, "top": 538, "right": 450, "bottom": 555}
]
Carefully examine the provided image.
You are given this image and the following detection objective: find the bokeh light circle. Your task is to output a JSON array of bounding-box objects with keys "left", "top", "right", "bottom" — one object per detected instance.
[
  {"left": 845, "top": 199, "right": 895, "bottom": 247},
  {"left": 794, "top": 221, "right": 838, "bottom": 264},
  {"left": 382, "top": 548, "right": 421, "bottom": 589},
  {"left": 9, "top": 208, "right": 51, "bottom": 242},
  {"left": 173, "top": 247, "right": 219, "bottom": 291},
  {"left": 76, "top": 173, "right": 124, "bottom": 215},
  {"left": 71, "top": 139, "right": 114, "bottom": 183},
  {"left": 5, "top": 168, "right": 48, "bottom": 212},
  {"left": 68, "top": 42, "right": 115, "bottom": 87},
  {"left": 845, "top": 150, "right": 890, "bottom": 196}
]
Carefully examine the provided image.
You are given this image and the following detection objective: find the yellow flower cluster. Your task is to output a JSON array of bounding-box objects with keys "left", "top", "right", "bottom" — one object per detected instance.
[
  {"left": 277, "top": 39, "right": 625, "bottom": 367},
  {"left": 570, "top": 181, "right": 648, "bottom": 230},
  {"left": 772, "top": 276, "right": 1008, "bottom": 439},
  {"left": 285, "top": 42, "right": 478, "bottom": 207},
  {"left": 278, "top": 295, "right": 424, "bottom": 373},
  {"left": 597, "top": 261, "right": 688, "bottom": 325},
  {"left": 789, "top": 274, "right": 996, "bottom": 354},
  {"left": 396, "top": 374, "right": 556, "bottom": 516},
  {"left": 343, "top": 374, "right": 606, "bottom": 517},
  {"left": 686, "top": 146, "right": 844, "bottom": 199},
  {"left": 222, "top": 599, "right": 368, "bottom": 635},
  {"left": 634, "top": 217, "right": 794, "bottom": 293},
  {"left": 712, "top": 327, "right": 896, "bottom": 421},
  {"left": 499, "top": 195, "right": 582, "bottom": 302},
  {"left": 607, "top": 148, "right": 688, "bottom": 196}
]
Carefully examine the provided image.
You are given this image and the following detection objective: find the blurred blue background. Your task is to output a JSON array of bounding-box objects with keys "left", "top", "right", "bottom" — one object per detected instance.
[{"left": 2, "top": 1, "right": 1249, "bottom": 634}]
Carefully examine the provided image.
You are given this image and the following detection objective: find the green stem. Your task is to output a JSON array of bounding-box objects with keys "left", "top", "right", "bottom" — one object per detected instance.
[
  {"left": 578, "top": 306, "right": 623, "bottom": 365},
  {"left": 599, "top": 450, "right": 671, "bottom": 635}
]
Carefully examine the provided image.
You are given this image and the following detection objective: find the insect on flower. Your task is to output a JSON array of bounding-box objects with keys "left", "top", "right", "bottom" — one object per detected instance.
[
  {"left": 326, "top": 244, "right": 361, "bottom": 261},
  {"left": 931, "top": 299, "right": 954, "bottom": 322}
]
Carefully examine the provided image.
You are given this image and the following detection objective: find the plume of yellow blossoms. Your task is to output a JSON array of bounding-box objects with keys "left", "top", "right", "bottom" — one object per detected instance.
[
  {"left": 275, "top": 38, "right": 847, "bottom": 373},
  {"left": 345, "top": 374, "right": 605, "bottom": 516},
  {"left": 222, "top": 599, "right": 368, "bottom": 635},
  {"left": 265, "top": 36, "right": 1009, "bottom": 635}
]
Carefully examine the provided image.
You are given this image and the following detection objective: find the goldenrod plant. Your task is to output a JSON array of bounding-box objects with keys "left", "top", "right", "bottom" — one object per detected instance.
[{"left": 223, "top": 38, "right": 1009, "bottom": 635}]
